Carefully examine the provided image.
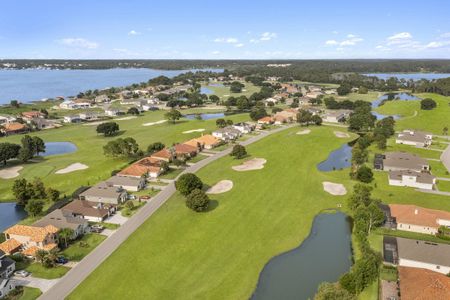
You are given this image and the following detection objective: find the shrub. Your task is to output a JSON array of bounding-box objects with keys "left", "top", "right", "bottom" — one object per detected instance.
[
  {"left": 420, "top": 98, "right": 437, "bottom": 110},
  {"left": 356, "top": 165, "right": 373, "bottom": 183},
  {"left": 175, "top": 173, "right": 203, "bottom": 196},
  {"left": 230, "top": 145, "right": 247, "bottom": 159},
  {"left": 186, "top": 189, "right": 210, "bottom": 212}
]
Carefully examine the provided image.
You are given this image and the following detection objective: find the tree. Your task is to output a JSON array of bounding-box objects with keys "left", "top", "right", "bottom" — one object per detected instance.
[
  {"left": 230, "top": 145, "right": 247, "bottom": 159},
  {"left": 10, "top": 100, "right": 20, "bottom": 108},
  {"left": 337, "top": 84, "right": 352, "bottom": 96},
  {"left": 127, "top": 107, "right": 140, "bottom": 115},
  {"left": 420, "top": 98, "right": 437, "bottom": 110},
  {"left": 12, "top": 178, "right": 31, "bottom": 206},
  {"left": 249, "top": 107, "right": 267, "bottom": 121},
  {"left": 96, "top": 122, "right": 119, "bottom": 136},
  {"left": 125, "top": 200, "right": 135, "bottom": 209},
  {"left": 356, "top": 165, "right": 373, "bottom": 183},
  {"left": 315, "top": 282, "right": 355, "bottom": 300},
  {"left": 25, "top": 199, "right": 44, "bottom": 217},
  {"left": 216, "top": 118, "right": 227, "bottom": 128},
  {"left": 46, "top": 188, "right": 60, "bottom": 202},
  {"left": 230, "top": 81, "right": 244, "bottom": 93},
  {"left": 165, "top": 109, "right": 182, "bottom": 124},
  {"left": 311, "top": 115, "right": 323, "bottom": 126},
  {"left": 358, "top": 86, "right": 368, "bottom": 94},
  {"left": 186, "top": 189, "right": 210, "bottom": 212},
  {"left": 35, "top": 250, "right": 47, "bottom": 264},
  {"left": 375, "top": 134, "right": 387, "bottom": 149},
  {"left": 297, "top": 109, "right": 313, "bottom": 126},
  {"left": 103, "top": 137, "right": 140, "bottom": 157},
  {"left": 351, "top": 144, "right": 368, "bottom": 166},
  {"left": 209, "top": 95, "right": 220, "bottom": 103},
  {"left": 236, "top": 97, "right": 250, "bottom": 110},
  {"left": 58, "top": 228, "right": 74, "bottom": 248},
  {"left": 32, "top": 136, "right": 45, "bottom": 155},
  {"left": 0, "top": 142, "right": 21, "bottom": 165},
  {"left": 347, "top": 184, "right": 373, "bottom": 211},
  {"left": 18, "top": 135, "right": 35, "bottom": 162},
  {"left": 175, "top": 173, "right": 203, "bottom": 196},
  {"left": 443, "top": 126, "right": 449, "bottom": 136},
  {"left": 147, "top": 142, "right": 165, "bottom": 154},
  {"left": 272, "top": 107, "right": 283, "bottom": 114},
  {"left": 160, "top": 161, "right": 170, "bottom": 173},
  {"left": 32, "top": 178, "right": 47, "bottom": 199}
]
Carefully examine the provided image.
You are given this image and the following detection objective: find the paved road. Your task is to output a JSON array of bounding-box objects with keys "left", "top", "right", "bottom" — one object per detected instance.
[
  {"left": 441, "top": 144, "right": 450, "bottom": 173},
  {"left": 39, "top": 125, "right": 292, "bottom": 300}
]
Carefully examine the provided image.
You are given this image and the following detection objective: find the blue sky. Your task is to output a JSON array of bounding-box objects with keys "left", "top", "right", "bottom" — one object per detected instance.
[{"left": 1, "top": 0, "right": 450, "bottom": 59}]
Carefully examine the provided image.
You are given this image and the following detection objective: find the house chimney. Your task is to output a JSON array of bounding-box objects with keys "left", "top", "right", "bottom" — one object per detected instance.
[{"left": 415, "top": 209, "right": 419, "bottom": 215}]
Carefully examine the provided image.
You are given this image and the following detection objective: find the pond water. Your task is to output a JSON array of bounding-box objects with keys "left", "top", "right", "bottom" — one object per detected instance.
[
  {"left": 200, "top": 87, "right": 214, "bottom": 95},
  {"left": 371, "top": 92, "right": 421, "bottom": 120},
  {"left": 0, "top": 202, "right": 27, "bottom": 232},
  {"left": 184, "top": 112, "right": 225, "bottom": 120},
  {"left": 0, "top": 68, "right": 222, "bottom": 104},
  {"left": 364, "top": 73, "right": 450, "bottom": 81},
  {"left": 317, "top": 144, "right": 352, "bottom": 171},
  {"left": 251, "top": 212, "right": 352, "bottom": 300},
  {"left": 41, "top": 142, "right": 78, "bottom": 156}
]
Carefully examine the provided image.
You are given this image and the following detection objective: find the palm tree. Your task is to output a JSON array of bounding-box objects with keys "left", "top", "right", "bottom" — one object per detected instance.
[
  {"left": 35, "top": 249, "right": 48, "bottom": 263},
  {"left": 58, "top": 228, "right": 74, "bottom": 248}
]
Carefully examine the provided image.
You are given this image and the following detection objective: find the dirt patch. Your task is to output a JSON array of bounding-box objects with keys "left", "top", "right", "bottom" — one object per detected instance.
[
  {"left": 116, "top": 116, "right": 136, "bottom": 121},
  {"left": 143, "top": 120, "right": 167, "bottom": 127},
  {"left": 334, "top": 131, "right": 350, "bottom": 138},
  {"left": 232, "top": 158, "right": 267, "bottom": 171},
  {"left": 0, "top": 166, "right": 23, "bottom": 179},
  {"left": 322, "top": 181, "right": 347, "bottom": 195},
  {"left": 206, "top": 180, "right": 233, "bottom": 194},
  {"left": 55, "top": 163, "right": 89, "bottom": 174},
  {"left": 297, "top": 129, "right": 311, "bottom": 135},
  {"left": 183, "top": 128, "right": 205, "bottom": 134}
]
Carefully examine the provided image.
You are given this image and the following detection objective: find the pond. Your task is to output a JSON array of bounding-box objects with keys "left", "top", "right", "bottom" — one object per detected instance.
[
  {"left": 0, "top": 202, "right": 27, "bottom": 232},
  {"left": 317, "top": 144, "right": 352, "bottom": 172},
  {"left": 364, "top": 73, "right": 450, "bottom": 81},
  {"left": 371, "top": 92, "right": 420, "bottom": 120},
  {"left": 41, "top": 142, "right": 78, "bottom": 156},
  {"left": 184, "top": 112, "right": 225, "bottom": 120},
  {"left": 251, "top": 212, "right": 352, "bottom": 300},
  {"left": 200, "top": 87, "right": 214, "bottom": 95}
]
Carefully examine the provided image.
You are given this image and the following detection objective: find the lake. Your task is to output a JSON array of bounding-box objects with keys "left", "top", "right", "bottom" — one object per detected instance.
[
  {"left": 251, "top": 212, "right": 352, "bottom": 300},
  {"left": 0, "top": 202, "right": 27, "bottom": 232},
  {"left": 184, "top": 113, "right": 225, "bottom": 120},
  {"left": 317, "top": 143, "right": 352, "bottom": 171},
  {"left": 41, "top": 142, "right": 78, "bottom": 156},
  {"left": 0, "top": 68, "right": 221, "bottom": 104},
  {"left": 364, "top": 73, "right": 450, "bottom": 81},
  {"left": 371, "top": 92, "right": 421, "bottom": 120}
]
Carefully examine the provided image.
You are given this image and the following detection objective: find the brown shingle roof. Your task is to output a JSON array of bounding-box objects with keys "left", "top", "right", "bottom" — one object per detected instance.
[
  {"left": 399, "top": 266, "right": 450, "bottom": 300},
  {"left": 390, "top": 204, "right": 450, "bottom": 229},
  {"left": 62, "top": 200, "right": 112, "bottom": 219},
  {"left": 173, "top": 143, "right": 198, "bottom": 155},
  {"left": 150, "top": 148, "right": 173, "bottom": 161}
]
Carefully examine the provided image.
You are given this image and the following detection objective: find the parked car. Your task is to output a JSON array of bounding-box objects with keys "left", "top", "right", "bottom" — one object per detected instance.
[
  {"left": 14, "top": 270, "right": 30, "bottom": 277},
  {"left": 56, "top": 256, "right": 68, "bottom": 264},
  {"left": 90, "top": 224, "right": 104, "bottom": 233}
]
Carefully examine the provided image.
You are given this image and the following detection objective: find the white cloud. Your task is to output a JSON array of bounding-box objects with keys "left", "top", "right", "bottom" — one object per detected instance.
[
  {"left": 249, "top": 38, "right": 258, "bottom": 43},
  {"left": 387, "top": 32, "right": 412, "bottom": 45},
  {"left": 347, "top": 34, "right": 356, "bottom": 38},
  {"left": 440, "top": 32, "right": 450, "bottom": 38},
  {"left": 212, "top": 51, "right": 221, "bottom": 55},
  {"left": 58, "top": 38, "right": 98, "bottom": 49},
  {"left": 339, "top": 35, "right": 363, "bottom": 46},
  {"left": 332, "top": 31, "right": 339, "bottom": 34},
  {"left": 113, "top": 48, "right": 128, "bottom": 53},
  {"left": 235, "top": 43, "right": 244, "bottom": 48},
  {"left": 260, "top": 32, "right": 277, "bottom": 41},
  {"left": 128, "top": 30, "right": 141, "bottom": 36},
  {"left": 214, "top": 37, "right": 238, "bottom": 44},
  {"left": 425, "top": 41, "right": 450, "bottom": 49},
  {"left": 325, "top": 40, "right": 338, "bottom": 45}
]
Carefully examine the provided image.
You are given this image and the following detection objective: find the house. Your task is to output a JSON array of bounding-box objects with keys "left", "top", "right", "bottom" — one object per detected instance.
[
  {"left": 79, "top": 112, "right": 100, "bottom": 121},
  {"left": 121, "top": 98, "right": 146, "bottom": 106},
  {"left": 118, "top": 157, "right": 165, "bottom": 179},
  {"left": 94, "top": 95, "right": 110, "bottom": 103},
  {"left": 59, "top": 100, "right": 91, "bottom": 110},
  {"left": 263, "top": 97, "right": 278, "bottom": 106},
  {"left": 273, "top": 110, "right": 297, "bottom": 124},
  {"left": 381, "top": 152, "right": 430, "bottom": 172},
  {"left": 0, "top": 115, "right": 16, "bottom": 125},
  {"left": 388, "top": 170, "right": 436, "bottom": 190},
  {"left": 306, "top": 107, "right": 322, "bottom": 115},
  {"left": 173, "top": 143, "right": 199, "bottom": 159},
  {"left": 104, "top": 108, "right": 125, "bottom": 116},
  {"left": 0, "top": 122, "right": 29, "bottom": 136},
  {"left": 184, "top": 134, "right": 221, "bottom": 150},
  {"left": 396, "top": 129, "right": 433, "bottom": 147},
  {"left": 212, "top": 127, "right": 242, "bottom": 141},
  {"left": 0, "top": 250, "right": 16, "bottom": 299},
  {"left": 398, "top": 266, "right": 450, "bottom": 300},
  {"left": 257, "top": 116, "right": 274, "bottom": 125},
  {"left": 62, "top": 200, "right": 115, "bottom": 223},
  {"left": 105, "top": 175, "right": 147, "bottom": 191},
  {"left": 21, "top": 111, "right": 44, "bottom": 121},
  {"left": 33, "top": 209, "right": 89, "bottom": 239},
  {"left": 63, "top": 115, "right": 82, "bottom": 123},
  {"left": 79, "top": 182, "right": 128, "bottom": 205},
  {"left": 151, "top": 148, "right": 174, "bottom": 162},
  {"left": 0, "top": 224, "right": 59, "bottom": 257},
  {"left": 322, "top": 110, "right": 350, "bottom": 123},
  {"left": 396, "top": 237, "right": 450, "bottom": 275},
  {"left": 232, "top": 122, "right": 254, "bottom": 134},
  {"left": 388, "top": 204, "right": 450, "bottom": 235},
  {"left": 30, "top": 118, "right": 58, "bottom": 130}
]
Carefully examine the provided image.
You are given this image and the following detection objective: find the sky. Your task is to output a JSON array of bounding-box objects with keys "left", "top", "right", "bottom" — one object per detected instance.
[{"left": 1, "top": 0, "right": 450, "bottom": 59}]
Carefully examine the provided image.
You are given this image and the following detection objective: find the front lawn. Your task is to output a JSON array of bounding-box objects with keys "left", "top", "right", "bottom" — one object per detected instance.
[
  {"left": 120, "top": 200, "right": 145, "bottom": 217},
  {"left": 188, "top": 154, "right": 208, "bottom": 163},
  {"left": 21, "top": 262, "right": 70, "bottom": 279},
  {"left": 69, "top": 126, "right": 359, "bottom": 299},
  {"left": 4, "top": 286, "right": 42, "bottom": 300},
  {"left": 159, "top": 167, "right": 184, "bottom": 179},
  {"left": 60, "top": 233, "right": 107, "bottom": 261}
]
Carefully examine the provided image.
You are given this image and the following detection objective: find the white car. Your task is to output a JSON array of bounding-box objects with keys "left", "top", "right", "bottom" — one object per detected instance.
[{"left": 14, "top": 270, "right": 30, "bottom": 277}]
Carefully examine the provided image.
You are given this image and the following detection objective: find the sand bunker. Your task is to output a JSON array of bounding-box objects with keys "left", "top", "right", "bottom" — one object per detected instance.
[
  {"left": 334, "top": 131, "right": 350, "bottom": 138},
  {"left": 143, "top": 120, "right": 167, "bottom": 127},
  {"left": 116, "top": 116, "right": 136, "bottom": 121},
  {"left": 297, "top": 129, "right": 311, "bottom": 135},
  {"left": 183, "top": 128, "right": 205, "bottom": 134},
  {"left": 0, "top": 166, "right": 23, "bottom": 179},
  {"left": 206, "top": 180, "right": 233, "bottom": 194},
  {"left": 232, "top": 158, "right": 267, "bottom": 171},
  {"left": 55, "top": 163, "right": 89, "bottom": 174},
  {"left": 322, "top": 181, "right": 347, "bottom": 196}
]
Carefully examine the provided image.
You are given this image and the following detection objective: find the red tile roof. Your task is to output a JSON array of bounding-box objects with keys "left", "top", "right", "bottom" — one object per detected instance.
[
  {"left": 119, "top": 157, "right": 162, "bottom": 177},
  {"left": 389, "top": 204, "right": 450, "bottom": 229},
  {"left": 399, "top": 266, "right": 450, "bottom": 300}
]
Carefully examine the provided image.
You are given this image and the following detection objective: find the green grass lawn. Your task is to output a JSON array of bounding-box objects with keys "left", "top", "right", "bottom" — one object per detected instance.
[
  {"left": 0, "top": 109, "right": 249, "bottom": 202},
  {"left": 120, "top": 200, "right": 145, "bottom": 217},
  {"left": 18, "top": 262, "right": 70, "bottom": 279},
  {"left": 60, "top": 233, "right": 107, "bottom": 261},
  {"left": 438, "top": 180, "right": 450, "bottom": 192},
  {"left": 188, "top": 154, "right": 208, "bottom": 163},
  {"left": 202, "top": 82, "right": 260, "bottom": 101},
  {"left": 339, "top": 91, "right": 381, "bottom": 102},
  {"left": 18, "top": 287, "right": 42, "bottom": 300},
  {"left": 429, "top": 160, "right": 450, "bottom": 178},
  {"left": 68, "top": 126, "right": 360, "bottom": 300},
  {"left": 374, "top": 93, "right": 450, "bottom": 134},
  {"left": 159, "top": 167, "right": 184, "bottom": 179}
]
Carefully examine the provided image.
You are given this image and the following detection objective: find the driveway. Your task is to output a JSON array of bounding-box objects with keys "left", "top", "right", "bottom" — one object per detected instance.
[
  {"left": 103, "top": 213, "right": 128, "bottom": 225},
  {"left": 441, "top": 144, "right": 450, "bottom": 173},
  {"left": 13, "top": 276, "right": 58, "bottom": 293}
]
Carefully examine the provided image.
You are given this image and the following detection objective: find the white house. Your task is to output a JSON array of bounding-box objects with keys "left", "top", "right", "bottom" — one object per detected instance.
[
  {"left": 212, "top": 127, "right": 242, "bottom": 141},
  {"left": 322, "top": 110, "right": 351, "bottom": 123},
  {"left": 388, "top": 170, "right": 436, "bottom": 190},
  {"left": 0, "top": 279, "right": 15, "bottom": 299},
  {"left": 263, "top": 97, "right": 278, "bottom": 106},
  {"left": 0, "top": 115, "right": 16, "bottom": 125},
  {"left": 232, "top": 122, "right": 254, "bottom": 134},
  {"left": 79, "top": 112, "right": 100, "bottom": 121},
  {"left": 63, "top": 115, "right": 82, "bottom": 123},
  {"left": 94, "top": 95, "right": 110, "bottom": 103},
  {"left": 396, "top": 130, "right": 433, "bottom": 147}
]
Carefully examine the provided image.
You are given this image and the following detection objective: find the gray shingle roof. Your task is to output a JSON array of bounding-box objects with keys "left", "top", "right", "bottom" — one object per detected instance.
[{"left": 397, "top": 237, "right": 450, "bottom": 267}]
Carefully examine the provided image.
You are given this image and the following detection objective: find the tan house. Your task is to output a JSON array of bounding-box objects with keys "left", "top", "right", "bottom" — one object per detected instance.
[
  {"left": 184, "top": 134, "right": 221, "bottom": 150},
  {"left": 173, "top": 143, "right": 199, "bottom": 159},
  {"left": 257, "top": 116, "right": 274, "bottom": 125},
  {"left": 0, "top": 122, "right": 29, "bottom": 136},
  {"left": 150, "top": 148, "right": 174, "bottom": 162},
  {"left": 62, "top": 200, "right": 115, "bottom": 223},
  {"left": 389, "top": 204, "right": 450, "bottom": 235},
  {"left": 79, "top": 182, "right": 128, "bottom": 205},
  {"left": 0, "top": 224, "right": 59, "bottom": 257},
  {"left": 273, "top": 110, "right": 297, "bottom": 124},
  {"left": 118, "top": 157, "right": 164, "bottom": 179}
]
